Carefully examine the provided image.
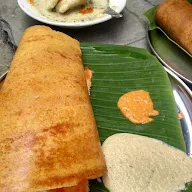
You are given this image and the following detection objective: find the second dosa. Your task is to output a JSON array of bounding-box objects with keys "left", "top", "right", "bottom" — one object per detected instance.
[
  {"left": 155, "top": 0, "right": 192, "bottom": 55},
  {"left": 0, "top": 26, "right": 106, "bottom": 192}
]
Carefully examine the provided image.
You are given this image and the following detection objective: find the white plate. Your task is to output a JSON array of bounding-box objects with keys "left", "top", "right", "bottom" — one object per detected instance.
[{"left": 17, "top": 0, "right": 126, "bottom": 28}]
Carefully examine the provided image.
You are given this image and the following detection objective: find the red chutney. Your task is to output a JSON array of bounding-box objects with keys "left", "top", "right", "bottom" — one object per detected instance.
[
  {"left": 118, "top": 90, "right": 159, "bottom": 124},
  {"left": 80, "top": 5, "right": 94, "bottom": 14},
  {"left": 84, "top": 66, "right": 93, "bottom": 93},
  {"left": 28, "top": 0, "right": 34, "bottom": 4}
]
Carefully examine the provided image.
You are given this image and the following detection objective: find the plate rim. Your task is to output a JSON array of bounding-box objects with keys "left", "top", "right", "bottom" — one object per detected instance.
[
  {"left": 146, "top": 25, "right": 192, "bottom": 85},
  {"left": 165, "top": 67, "right": 192, "bottom": 156},
  {"left": 17, "top": 0, "right": 127, "bottom": 28},
  {"left": 164, "top": 67, "right": 192, "bottom": 97}
]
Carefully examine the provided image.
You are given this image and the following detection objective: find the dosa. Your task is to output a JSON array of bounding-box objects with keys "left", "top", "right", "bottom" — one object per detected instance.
[
  {"left": 155, "top": 0, "right": 192, "bottom": 55},
  {"left": 0, "top": 26, "right": 106, "bottom": 192}
]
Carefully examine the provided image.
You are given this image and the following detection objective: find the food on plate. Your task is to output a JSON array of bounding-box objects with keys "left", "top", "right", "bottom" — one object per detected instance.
[
  {"left": 117, "top": 90, "right": 159, "bottom": 124},
  {"left": 46, "top": 0, "right": 59, "bottom": 10},
  {"left": 55, "top": 0, "right": 87, "bottom": 14},
  {"left": 80, "top": 5, "right": 94, "bottom": 14},
  {"left": 33, "top": 0, "right": 108, "bottom": 23},
  {"left": 47, "top": 180, "right": 89, "bottom": 192},
  {"left": 46, "top": 0, "right": 86, "bottom": 12},
  {"left": 0, "top": 25, "right": 106, "bottom": 192},
  {"left": 178, "top": 112, "right": 184, "bottom": 120},
  {"left": 102, "top": 133, "right": 192, "bottom": 192},
  {"left": 29, "top": 0, "right": 34, "bottom": 4},
  {"left": 155, "top": 0, "right": 192, "bottom": 55}
]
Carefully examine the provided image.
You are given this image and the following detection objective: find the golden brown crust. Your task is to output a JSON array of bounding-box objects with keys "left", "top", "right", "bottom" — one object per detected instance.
[
  {"left": 48, "top": 180, "right": 89, "bottom": 192},
  {"left": 0, "top": 26, "right": 106, "bottom": 192},
  {"left": 155, "top": 0, "right": 192, "bottom": 55}
]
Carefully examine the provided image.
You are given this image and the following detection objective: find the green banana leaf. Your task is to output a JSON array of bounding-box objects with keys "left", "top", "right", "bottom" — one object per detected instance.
[
  {"left": 80, "top": 43, "right": 190, "bottom": 191},
  {"left": 144, "top": 5, "right": 158, "bottom": 30},
  {"left": 144, "top": 0, "right": 192, "bottom": 58}
]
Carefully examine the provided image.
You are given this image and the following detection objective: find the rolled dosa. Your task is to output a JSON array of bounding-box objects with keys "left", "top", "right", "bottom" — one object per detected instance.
[
  {"left": 155, "top": 0, "right": 192, "bottom": 55},
  {"left": 56, "top": 0, "right": 86, "bottom": 13},
  {"left": 0, "top": 26, "right": 106, "bottom": 192},
  {"left": 0, "top": 68, "right": 88, "bottom": 192},
  {"left": 46, "top": 0, "right": 60, "bottom": 10}
]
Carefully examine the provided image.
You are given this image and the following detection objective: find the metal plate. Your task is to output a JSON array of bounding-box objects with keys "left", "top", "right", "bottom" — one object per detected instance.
[
  {"left": 17, "top": 0, "right": 126, "bottom": 28},
  {"left": 0, "top": 18, "right": 17, "bottom": 77},
  {"left": 146, "top": 27, "right": 192, "bottom": 155},
  {"left": 147, "top": 27, "right": 192, "bottom": 85}
]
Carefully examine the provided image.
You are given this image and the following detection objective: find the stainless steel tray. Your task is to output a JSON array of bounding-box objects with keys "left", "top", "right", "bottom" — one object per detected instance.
[
  {"left": 165, "top": 67, "right": 192, "bottom": 156},
  {"left": 147, "top": 27, "right": 192, "bottom": 85},
  {"left": 146, "top": 27, "right": 192, "bottom": 156}
]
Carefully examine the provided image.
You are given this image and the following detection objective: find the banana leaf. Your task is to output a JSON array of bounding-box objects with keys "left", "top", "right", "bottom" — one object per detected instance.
[
  {"left": 144, "top": 0, "right": 192, "bottom": 58},
  {"left": 80, "top": 43, "right": 191, "bottom": 191}
]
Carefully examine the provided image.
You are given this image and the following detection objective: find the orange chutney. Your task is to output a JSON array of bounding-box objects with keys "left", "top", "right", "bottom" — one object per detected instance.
[
  {"left": 84, "top": 66, "right": 93, "bottom": 93},
  {"left": 80, "top": 5, "right": 94, "bottom": 14},
  {"left": 117, "top": 90, "right": 159, "bottom": 124},
  {"left": 28, "top": 0, "right": 34, "bottom": 4}
]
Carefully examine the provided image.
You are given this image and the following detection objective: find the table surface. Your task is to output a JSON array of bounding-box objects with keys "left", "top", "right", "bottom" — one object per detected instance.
[{"left": 0, "top": 0, "right": 163, "bottom": 75}]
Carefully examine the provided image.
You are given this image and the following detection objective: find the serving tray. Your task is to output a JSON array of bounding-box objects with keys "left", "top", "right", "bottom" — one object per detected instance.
[
  {"left": 146, "top": 28, "right": 192, "bottom": 156},
  {"left": 164, "top": 67, "right": 192, "bottom": 156},
  {"left": 147, "top": 27, "right": 192, "bottom": 85}
]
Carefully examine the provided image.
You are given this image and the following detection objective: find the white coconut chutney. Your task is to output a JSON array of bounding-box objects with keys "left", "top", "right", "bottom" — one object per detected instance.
[{"left": 33, "top": 0, "right": 108, "bottom": 22}]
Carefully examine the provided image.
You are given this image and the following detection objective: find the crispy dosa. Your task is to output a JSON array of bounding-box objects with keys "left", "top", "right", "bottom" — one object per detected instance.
[
  {"left": 155, "top": 0, "right": 192, "bottom": 55},
  {"left": 0, "top": 26, "right": 106, "bottom": 192}
]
